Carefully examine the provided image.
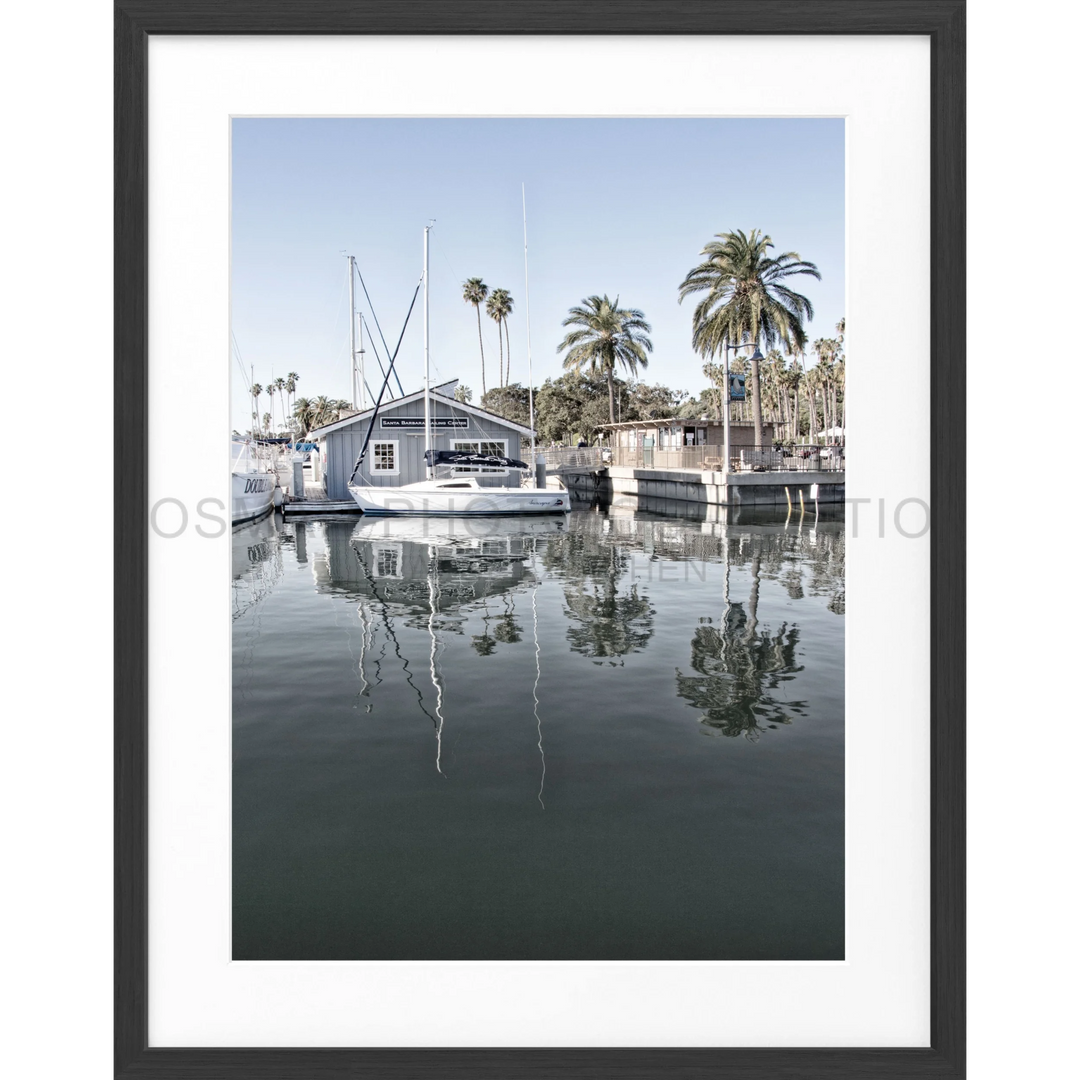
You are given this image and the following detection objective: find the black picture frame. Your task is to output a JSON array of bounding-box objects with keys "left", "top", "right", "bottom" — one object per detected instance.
[{"left": 115, "top": 2, "right": 965, "bottom": 1076}]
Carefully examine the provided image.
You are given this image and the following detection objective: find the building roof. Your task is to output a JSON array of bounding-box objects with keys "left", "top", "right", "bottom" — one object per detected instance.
[
  {"left": 308, "top": 386, "right": 536, "bottom": 439},
  {"left": 597, "top": 417, "right": 762, "bottom": 429}
]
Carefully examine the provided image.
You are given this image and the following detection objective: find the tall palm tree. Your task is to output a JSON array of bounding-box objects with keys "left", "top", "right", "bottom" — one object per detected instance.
[
  {"left": 250, "top": 383, "right": 263, "bottom": 436},
  {"left": 813, "top": 338, "right": 840, "bottom": 437},
  {"left": 462, "top": 278, "right": 489, "bottom": 396},
  {"left": 678, "top": 229, "right": 820, "bottom": 446},
  {"left": 485, "top": 290, "right": 507, "bottom": 388},
  {"left": 286, "top": 372, "right": 300, "bottom": 420},
  {"left": 266, "top": 383, "right": 277, "bottom": 433},
  {"left": 701, "top": 360, "right": 724, "bottom": 420},
  {"left": 273, "top": 376, "right": 287, "bottom": 431},
  {"left": 486, "top": 287, "right": 514, "bottom": 386},
  {"left": 556, "top": 295, "right": 653, "bottom": 424}
]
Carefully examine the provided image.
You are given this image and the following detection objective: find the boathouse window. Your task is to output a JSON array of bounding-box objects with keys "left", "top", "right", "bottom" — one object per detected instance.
[
  {"left": 371, "top": 441, "right": 399, "bottom": 475},
  {"left": 450, "top": 439, "right": 509, "bottom": 474},
  {"left": 375, "top": 546, "right": 401, "bottom": 578}
]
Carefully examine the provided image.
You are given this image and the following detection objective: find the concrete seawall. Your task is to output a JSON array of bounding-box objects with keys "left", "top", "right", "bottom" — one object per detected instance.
[{"left": 562, "top": 465, "right": 845, "bottom": 508}]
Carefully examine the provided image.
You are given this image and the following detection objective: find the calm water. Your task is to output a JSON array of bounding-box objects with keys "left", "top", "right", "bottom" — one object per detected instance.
[{"left": 232, "top": 502, "right": 845, "bottom": 960}]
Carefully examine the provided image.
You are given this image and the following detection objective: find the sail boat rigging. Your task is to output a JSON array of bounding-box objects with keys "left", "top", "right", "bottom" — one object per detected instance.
[{"left": 347, "top": 225, "right": 569, "bottom": 516}]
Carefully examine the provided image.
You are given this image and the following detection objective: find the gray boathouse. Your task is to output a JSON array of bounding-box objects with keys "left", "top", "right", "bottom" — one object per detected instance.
[{"left": 308, "top": 381, "right": 536, "bottom": 500}]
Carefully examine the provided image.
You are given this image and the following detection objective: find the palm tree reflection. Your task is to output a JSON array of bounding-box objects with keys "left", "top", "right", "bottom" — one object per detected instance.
[
  {"left": 564, "top": 578, "right": 654, "bottom": 662},
  {"left": 545, "top": 530, "right": 655, "bottom": 662},
  {"left": 675, "top": 548, "right": 806, "bottom": 740}
]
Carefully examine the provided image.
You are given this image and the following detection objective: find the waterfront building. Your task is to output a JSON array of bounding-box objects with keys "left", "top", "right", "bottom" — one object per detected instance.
[{"left": 308, "top": 380, "right": 536, "bottom": 500}]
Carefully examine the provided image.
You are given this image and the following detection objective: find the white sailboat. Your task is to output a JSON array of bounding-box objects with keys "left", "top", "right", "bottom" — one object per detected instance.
[
  {"left": 348, "top": 224, "right": 570, "bottom": 517},
  {"left": 231, "top": 438, "right": 278, "bottom": 526}
]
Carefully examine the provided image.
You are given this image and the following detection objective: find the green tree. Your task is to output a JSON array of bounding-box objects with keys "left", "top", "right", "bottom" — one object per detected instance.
[
  {"left": 454, "top": 384, "right": 473, "bottom": 404},
  {"left": 628, "top": 382, "right": 689, "bottom": 420},
  {"left": 535, "top": 372, "right": 625, "bottom": 444},
  {"left": 462, "top": 277, "right": 489, "bottom": 396},
  {"left": 678, "top": 229, "right": 820, "bottom": 446},
  {"left": 292, "top": 397, "right": 315, "bottom": 436},
  {"left": 481, "top": 383, "right": 533, "bottom": 428},
  {"left": 310, "top": 396, "right": 333, "bottom": 429},
  {"left": 556, "top": 295, "right": 653, "bottom": 424}
]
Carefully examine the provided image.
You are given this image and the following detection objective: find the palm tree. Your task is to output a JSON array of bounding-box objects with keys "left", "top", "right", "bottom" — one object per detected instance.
[
  {"left": 678, "top": 228, "right": 820, "bottom": 446},
  {"left": 250, "top": 383, "right": 263, "bottom": 435},
  {"left": 273, "top": 376, "right": 287, "bottom": 431},
  {"left": 262, "top": 411, "right": 272, "bottom": 434},
  {"left": 701, "top": 360, "right": 724, "bottom": 420},
  {"left": 486, "top": 288, "right": 514, "bottom": 386},
  {"left": 311, "top": 395, "right": 333, "bottom": 429},
  {"left": 556, "top": 295, "right": 653, "bottom": 424},
  {"left": 813, "top": 338, "right": 840, "bottom": 437},
  {"left": 286, "top": 372, "right": 300, "bottom": 420},
  {"left": 292, "top": 397, "right": 315, "bottom": 437},
  {"left": 462, "top": 278, "right": 489, "bottom": 396}
]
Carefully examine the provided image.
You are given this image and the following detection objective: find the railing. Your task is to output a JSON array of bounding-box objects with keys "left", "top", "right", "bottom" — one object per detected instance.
[
  {"left": 611, "top": 444, "right": 710, "bottom": 470},
  {"left": 527, "top": 443, "right": 845, "bottom": 474},
  {"left": 611, "top": 443, "right": 845, "bottom": 473},
  {"left": 526, "top": 446, "right": 606, "bottom": 471},
  {"left": 723, "top": 444, "right": 846, "bottom": 473}
]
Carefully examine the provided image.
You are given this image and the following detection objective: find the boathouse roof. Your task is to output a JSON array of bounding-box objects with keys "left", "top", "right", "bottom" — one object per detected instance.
[{"left": 308, "top": 384, "right": 537, "bottom": 440}]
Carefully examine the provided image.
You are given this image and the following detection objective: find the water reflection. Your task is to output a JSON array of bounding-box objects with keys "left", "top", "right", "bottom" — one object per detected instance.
[
  {"left": 337, "top": 517, "right": 563, "bottom": 779},
  {"left": 232, "top": 505, "right": 845, "bottom": 960},
  {"left": 675, "top": 557, "right": 807, "bottom": 741},
  {"left": 233, "top": 508, "right": 844, "bottom": 758},
  {"left": 541, "top": 526, "right": 655, "bottom": 662},
  {"left": 231, "top": 511, "right": 284, "bottom": 620}
]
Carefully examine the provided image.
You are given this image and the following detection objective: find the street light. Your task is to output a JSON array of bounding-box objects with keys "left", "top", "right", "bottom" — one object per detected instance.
[{"left": 722, "top": 341, "right": 764, "bottom": 476}]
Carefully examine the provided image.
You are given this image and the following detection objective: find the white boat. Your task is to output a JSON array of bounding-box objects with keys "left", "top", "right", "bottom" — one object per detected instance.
[
  {"left": 348, "top": 222, "right": 569, "bottom": 518},
  {"left": 350, "top": 476, "right": 568, "bottom": 516},
  {"left": 231, "top": 439, "right": 278, "bottom": 526}
]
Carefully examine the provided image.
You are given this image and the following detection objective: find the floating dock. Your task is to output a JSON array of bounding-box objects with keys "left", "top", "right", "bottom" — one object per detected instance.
[{"left": 283, "top": 498, "right": 361, "bottom": 516}]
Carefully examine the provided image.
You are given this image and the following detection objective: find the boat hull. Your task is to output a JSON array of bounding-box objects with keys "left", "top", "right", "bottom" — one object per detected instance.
[
  {"left": 349, "top": 483, "right": 569, "bottom": 516},
  {"left": 232, "top": 471, "right": 277, "bottom": 526}
]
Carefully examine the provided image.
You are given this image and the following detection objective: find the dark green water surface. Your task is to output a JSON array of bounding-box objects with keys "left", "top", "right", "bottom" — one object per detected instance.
[{"left": 232, "top": 503, "right": 844, "bottom": 959}]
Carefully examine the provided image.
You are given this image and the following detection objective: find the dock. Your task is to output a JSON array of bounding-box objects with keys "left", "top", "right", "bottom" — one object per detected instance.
[
  {"left": 554, "top": 464, "right": 845, "bottom": 508},
  {"left": 283, "top": 498, "right": 361, "bottom": 516}
]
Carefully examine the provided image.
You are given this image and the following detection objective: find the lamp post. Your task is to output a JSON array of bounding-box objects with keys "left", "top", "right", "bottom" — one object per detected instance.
[{"left": 722, "top": 341, "right": 764, "bottom": 475}]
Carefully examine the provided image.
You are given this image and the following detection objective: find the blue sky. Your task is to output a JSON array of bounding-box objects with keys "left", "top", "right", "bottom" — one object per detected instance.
[{"left": 231, "top": 118, "right": 844, "bottom": 431}]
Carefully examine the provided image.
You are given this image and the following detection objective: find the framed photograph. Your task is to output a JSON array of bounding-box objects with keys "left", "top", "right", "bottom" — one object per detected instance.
[{"left": 116, "top": 2, "right": 964, "bottom": 1076}]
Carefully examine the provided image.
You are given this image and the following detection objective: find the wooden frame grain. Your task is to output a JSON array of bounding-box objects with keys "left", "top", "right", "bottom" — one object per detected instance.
[{"left": 115, "top": 2, "right": 965, "bottom": 1076}]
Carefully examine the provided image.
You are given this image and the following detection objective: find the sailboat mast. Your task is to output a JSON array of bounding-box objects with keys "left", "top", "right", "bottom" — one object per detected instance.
[
  {"left": 358, "top": 312, "right": 366, "bottom": 411},
  {"left": 348, "top": 254, "right": 358, "bottom": 410},
  {"left": 423, "top": 224, "right": 432, "bottom": 478},
  {"left": 522, "top": 184, "right": 536, "bottom": 452}
]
